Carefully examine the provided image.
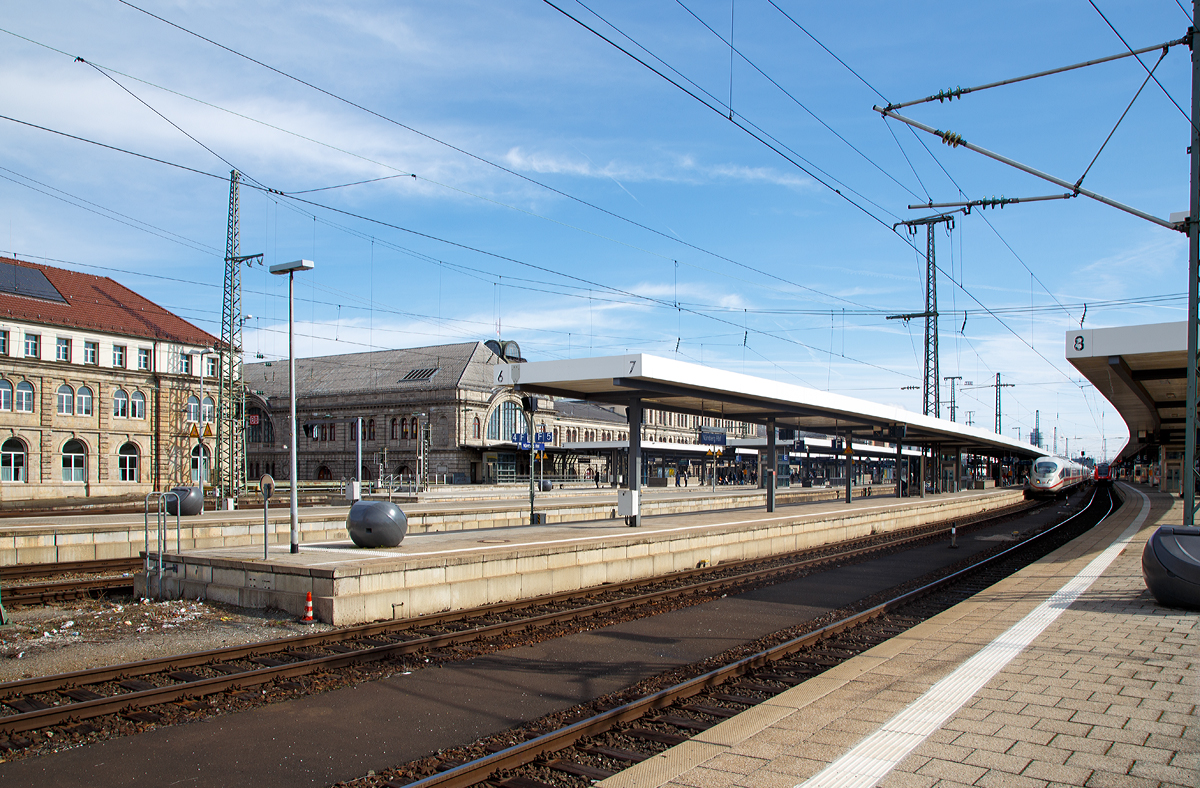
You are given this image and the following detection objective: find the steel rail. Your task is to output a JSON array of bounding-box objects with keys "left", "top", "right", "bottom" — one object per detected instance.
[
  {"left": 0, "top": 501, "right": 1033, "bottom": 698},
  {"left": 403, "top": 486, "right": 1115, "bottom": 788},
  {"left": 3, "top": 577, "right": 135, "bottom": 606},
  {"left": 0, "top": 504, "right": 1042, "bottom": 733},
  {"left": 0, "top": 558, "right": 141, "bottom": 581}
]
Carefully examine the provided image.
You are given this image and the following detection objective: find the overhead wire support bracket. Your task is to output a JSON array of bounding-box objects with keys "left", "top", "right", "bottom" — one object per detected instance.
[
  {"left": 874, "top": 107, "right": 1180, "bottom": 231},
  {"left": 881, "top": 36, "right": 1186, "bottom": 112},
  {"left": 907, "top": 193, "right": 1075, "bottom": 212}
]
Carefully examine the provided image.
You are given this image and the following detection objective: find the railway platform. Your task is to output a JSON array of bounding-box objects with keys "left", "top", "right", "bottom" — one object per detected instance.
[
  {"left": 599, "top": 482, "right": 1196, "bottom": 788},
  {"left": 141, "top": 488, "right": 1025, "bottom": 624},
  {"left": 0, "top": 484, "right": 890, "bottom": 566}
]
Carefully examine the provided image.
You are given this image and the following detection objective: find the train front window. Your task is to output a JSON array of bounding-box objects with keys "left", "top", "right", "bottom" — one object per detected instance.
[{"left": 1035, "top": 462, "right": 1056, "bottom": 474}]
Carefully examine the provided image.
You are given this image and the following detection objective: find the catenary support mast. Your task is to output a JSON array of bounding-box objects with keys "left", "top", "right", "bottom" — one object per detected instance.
[
  {"left": 219, "top": 170, "right": 262, "bottom": 505},
  {"left": 1185, "top": 3, "right": 1200, "bottom": 525}
]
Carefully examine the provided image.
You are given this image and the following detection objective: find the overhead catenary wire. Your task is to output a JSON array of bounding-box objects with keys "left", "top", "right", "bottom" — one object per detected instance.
[
  {"left": 1085, "top": 1, "right": 1195, "bottom": 134},
  {"left": 672, "top": 0, "right": 926, "bottom": 202},
  {"left": 0, "top": 4, "right": 1132, "bottom": 436},
  {"left": 108, "top": 0, "right": 872, "bottom": 311},
  {"left": 543, "top": 0, "right": 1113, "bottom": 416}
]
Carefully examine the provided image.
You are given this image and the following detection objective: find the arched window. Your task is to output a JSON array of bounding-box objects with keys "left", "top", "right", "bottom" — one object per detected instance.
[
  {"left": 14, "top": 382, "right": 34, "bottom": 413},
  {"left": 186, "top": 395, "right": 200, "bottom": 422},
  {"left": 486, "top": 401, "right": 523, "bottom": 441},
  {"left": 76, "top": 386, "right": 93, "bottom": 417},
  {"left": 368, "top": 419, "right": 376, "bottom": 441},
  {"left": 113, "top": 389, "right": 129, "bottom": 418},
  {"left": 317, "top": 466, "right": 332, "bottom": 480},
  {"left": 190, "top": 444, "right": 210, "bottom": 484},
  {"left": 390, "top": 418, "right": 398, "bottom": 440},
  {"left": 57, "top": 384, "right": 74, "bottom": 415},
  {"left": 62, "top": 439, "right": 86, "bottom": 482},
  {"left": 0, "top": 380, "right": 11, "bottom": 411},
  {"left": 130, "top": 391, "right": 146, "bottom": 419},
  {"left": 553, "top": 427, "right": 559, "bottom": 445},
  {"left": 401, "top": 417, "right": 409, "bottom": 440},
  {"left": 118, "top": 442, "right": 139, "bottom": 482},
  {"left": 201, "top": 396, "right": 215, "bottom": 423},
  {"left": 473, "top": 416, "right": 481, "bottom": 439},
  {"left": 1, "top": 438, "right": 25, "bottom": 482},
  {"left": 246, "top": 406, "right": 274, "bottom": 444}
]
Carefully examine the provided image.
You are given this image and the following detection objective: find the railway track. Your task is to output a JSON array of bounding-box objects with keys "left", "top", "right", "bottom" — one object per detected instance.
[
  {"left": 1, "top": 576, "right": 136, "bottom": 606},
  {"left": 388, "top": 484, "right": 1117, "bottom": 788},
  {"left": 0, "top": 557, "right": 141, "bottom": 582},
  {"left": 0, "top": 498, "right": 1048, "bottom": 746},
  {"left": 0, "top": 557, "right": 141, "bottom": 607}
]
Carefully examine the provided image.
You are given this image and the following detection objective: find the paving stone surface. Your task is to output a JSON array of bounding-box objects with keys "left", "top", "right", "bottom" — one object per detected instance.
[{"left": 599, "top": 485, "right": 1197, "bottom": 788}]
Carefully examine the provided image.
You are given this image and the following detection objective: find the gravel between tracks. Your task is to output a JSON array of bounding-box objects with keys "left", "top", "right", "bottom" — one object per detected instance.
[{"left": 0, "top": 595, "right": 334, "bottom": 682}]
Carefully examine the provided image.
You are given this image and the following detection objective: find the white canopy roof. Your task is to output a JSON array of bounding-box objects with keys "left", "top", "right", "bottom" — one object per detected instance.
[
  {"left": 1065, "top": 321, "right": 1185, "bottom": 462},
  {"left": 495, "top": 353, "right": 1040, "bottom": 458}
]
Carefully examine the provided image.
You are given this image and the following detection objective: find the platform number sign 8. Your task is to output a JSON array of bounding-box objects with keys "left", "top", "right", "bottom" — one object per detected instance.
[{"left": 1073, "top": 335, "right": 1085, "bottom": 351}]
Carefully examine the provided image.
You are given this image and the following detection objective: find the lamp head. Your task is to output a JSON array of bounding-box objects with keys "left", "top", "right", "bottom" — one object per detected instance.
[{"left": 270, "top": 259, "right": 315, "bottom": 275}]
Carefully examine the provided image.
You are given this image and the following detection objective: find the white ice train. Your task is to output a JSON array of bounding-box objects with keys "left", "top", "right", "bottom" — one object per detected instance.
[{"left": 1026, "top": 455, "right": 1090, "bottom": 499}]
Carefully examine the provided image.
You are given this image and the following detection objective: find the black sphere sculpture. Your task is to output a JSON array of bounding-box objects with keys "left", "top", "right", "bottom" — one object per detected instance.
[
  {"left": 165, "top": 486, "right": 204, "bottom": 516},
  {"left": 346, "top": 500, "right": 407, "bottom": 548},
  {"left": 1141, "top": 526, "right": 1200, "bottom": 610}
]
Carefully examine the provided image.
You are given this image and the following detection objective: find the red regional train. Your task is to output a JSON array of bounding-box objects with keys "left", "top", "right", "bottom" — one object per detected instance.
[{"left": 1094, "top": 462, "right": 1112, "bottom": 483}]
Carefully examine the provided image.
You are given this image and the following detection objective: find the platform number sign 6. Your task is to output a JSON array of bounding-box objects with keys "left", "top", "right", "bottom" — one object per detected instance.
[{"left": 1073, "top": 335, "right": 1085, "bottom": 352}]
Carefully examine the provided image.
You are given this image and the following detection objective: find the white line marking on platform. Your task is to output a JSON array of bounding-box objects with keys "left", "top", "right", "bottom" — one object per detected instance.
[{"left": 795, "top": 484, "right": 1151, "bottom": 788}]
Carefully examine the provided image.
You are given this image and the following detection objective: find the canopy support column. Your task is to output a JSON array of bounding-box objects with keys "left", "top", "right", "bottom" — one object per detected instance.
[
  {"left": 626, "top": 401, "right": 642, "bottom": 527},
  {"left": 767, "top": 418, "right": 777, "bottom": 513}
]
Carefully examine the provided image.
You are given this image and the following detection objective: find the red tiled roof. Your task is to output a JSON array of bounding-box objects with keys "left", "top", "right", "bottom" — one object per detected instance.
[{"left": 0, "top": 257, "right": 218, "bottom": 347}]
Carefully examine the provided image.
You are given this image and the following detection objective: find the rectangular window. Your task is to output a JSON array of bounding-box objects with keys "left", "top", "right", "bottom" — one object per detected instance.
[
  {"left": 180, "top": 353, "right": 192, "bottom": 375},
  {"left": 0, "top": 329, "right": 7, "bottom": 355},
  {"left": 205, "top": 356, "right": 217, "bottom": 378},
  {"left": 118, "top": 452, "right": 138, "bottom": 482},
  {"left": 113, "top": 345, "right": 126, "bottom": 368},
  {"left": 83, "top": 341, "right": 98, "bottom": 365},
  {"left": 137, "top": 348, "right": 151, "bottom": 371},
  {"left": 56, "top": 337, "right": 70, "bottom": 362},
  {"left": 24, "top": 334, "right": 39, "bottom": 358},
  {"left": 14, "top": 383, "right": 33, "bottom": 413}
]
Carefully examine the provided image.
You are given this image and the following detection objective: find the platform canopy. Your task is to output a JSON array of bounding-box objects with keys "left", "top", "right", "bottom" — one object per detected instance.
[
  {"left": 1065, "top": 321, "right": 1185, "bottom": 462},
  {"left": 495, "top": 354, "right": 1041, "bottom": 458}
]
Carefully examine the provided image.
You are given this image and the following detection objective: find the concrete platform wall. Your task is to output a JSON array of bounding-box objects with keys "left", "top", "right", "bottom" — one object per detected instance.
[
  {"left": 145, "top": 490, "right": 1024, "bottom": 625},
  {"left": 0, "top": 485, "right": 880, "bottom": 565}
]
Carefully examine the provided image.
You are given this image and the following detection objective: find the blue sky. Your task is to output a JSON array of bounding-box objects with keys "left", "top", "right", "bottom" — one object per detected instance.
[{"left": 0, "top": 1, "right": 1190, "bottom": 460}]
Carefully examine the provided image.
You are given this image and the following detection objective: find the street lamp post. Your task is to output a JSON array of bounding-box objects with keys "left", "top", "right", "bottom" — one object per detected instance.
[{"left": 269, "top": 259, "right": 314, "bottom": 553}]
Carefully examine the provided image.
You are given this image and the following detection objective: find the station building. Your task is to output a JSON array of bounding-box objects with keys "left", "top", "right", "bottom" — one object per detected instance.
[
  {"left": 242, "top": 341, "right": 761, "bottom": 485},
  {"left": 0, "top": 257, "right": 222, "bottom": 504}
]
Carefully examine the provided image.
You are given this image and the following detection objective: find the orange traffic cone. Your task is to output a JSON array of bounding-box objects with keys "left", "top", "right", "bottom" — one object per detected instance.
[{"left": 301, "top": 591, "right": 315, "bottom": 623}]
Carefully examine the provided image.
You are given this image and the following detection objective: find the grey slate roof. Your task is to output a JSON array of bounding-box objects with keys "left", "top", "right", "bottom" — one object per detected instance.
[
  {"left": 552, "top": 399, "right": 627, "bottom": 423},
  {"left": 245, "top": 341, "right": 501, "bottom": 399}
]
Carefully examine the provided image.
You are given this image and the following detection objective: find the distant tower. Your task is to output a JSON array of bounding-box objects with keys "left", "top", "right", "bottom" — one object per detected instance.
[{"left": 217, "top": 171, "right": 262, "bottom": 502}]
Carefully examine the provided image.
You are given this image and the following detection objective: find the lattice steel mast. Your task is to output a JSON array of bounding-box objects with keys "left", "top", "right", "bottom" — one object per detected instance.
[
  {"left": 888, "top": 213, "right": 956, "bottom": 418},
  {"left": 219, "top": 170, "right": 262, "bottom": 503}
]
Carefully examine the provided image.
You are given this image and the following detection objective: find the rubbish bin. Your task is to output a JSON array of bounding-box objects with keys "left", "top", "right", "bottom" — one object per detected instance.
[
  {"left": 346, "top": 500, "right": 407, "bottom": 548},
  {"left": 165, "top": 486, "right": 204, "bottom": 516}
]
